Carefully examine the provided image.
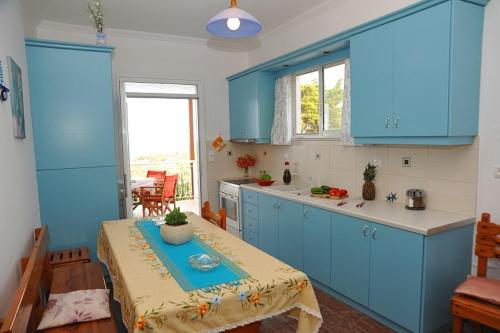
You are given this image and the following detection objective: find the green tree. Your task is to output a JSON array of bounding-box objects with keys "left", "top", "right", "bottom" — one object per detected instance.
[
  {"left": 324, "top": 79, "right": 344, "bottom": 130},
  {"left": 300, "top": 78, "right": 344, "bottom": 133},
  {"left": 300, "top": 80, "right": 320, "bottom": 134}
]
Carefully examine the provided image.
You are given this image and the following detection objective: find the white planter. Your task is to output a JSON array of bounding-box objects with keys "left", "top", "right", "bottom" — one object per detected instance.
[
  {"left": 96, "top": 32, "right": 107, "bottom": 45},
  {"left": 160, "top": 223, "right": 193, "bottom": 245}
]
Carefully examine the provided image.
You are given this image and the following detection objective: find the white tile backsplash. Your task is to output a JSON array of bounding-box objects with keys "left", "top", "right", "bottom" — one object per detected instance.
[
  {"left": 226, "top": 139, "right": 480, "bottom": 215},
  {"left": 206, "top": 139, "right": 479, "bottom": 215}
]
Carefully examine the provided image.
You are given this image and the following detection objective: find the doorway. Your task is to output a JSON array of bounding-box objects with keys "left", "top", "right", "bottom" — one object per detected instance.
[{"left": 120, "top": 81, "right": 201, "bottom": 217}]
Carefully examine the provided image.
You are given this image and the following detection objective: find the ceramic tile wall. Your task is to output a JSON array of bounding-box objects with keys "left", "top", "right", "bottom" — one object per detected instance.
[
  {"left": 244, "top": 139, "right": 479, "bottom": 216},
  {"left": 205, "top": 141, "right": 254, "bottom": 208}
]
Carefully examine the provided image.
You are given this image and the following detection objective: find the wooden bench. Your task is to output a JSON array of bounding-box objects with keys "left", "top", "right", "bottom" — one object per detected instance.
[
  {"left": 0, "top": 226, "right": 117, "bottom": 333},
  {"left": 48, "top": 247, "right": 90, "bottom": 269}
]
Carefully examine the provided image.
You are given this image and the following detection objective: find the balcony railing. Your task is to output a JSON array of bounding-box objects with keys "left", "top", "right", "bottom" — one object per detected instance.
[{"left": 130, "top": 160, "right": 196, "bottom": 200}]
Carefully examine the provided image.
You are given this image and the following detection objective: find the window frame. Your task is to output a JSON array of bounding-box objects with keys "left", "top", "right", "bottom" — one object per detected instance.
[{"left": 292, "top": 59, "right": 346, "bottom": 140}]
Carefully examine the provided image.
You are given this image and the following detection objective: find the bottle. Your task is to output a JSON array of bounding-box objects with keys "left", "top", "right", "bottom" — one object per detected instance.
[{"left": 283, "top": 161, "right": 292, "bottom": 185}]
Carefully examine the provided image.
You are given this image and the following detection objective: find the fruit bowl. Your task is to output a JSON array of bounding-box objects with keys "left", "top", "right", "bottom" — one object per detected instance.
[{"left": 257, "top": 179, "right": 275, "bottom": 186}]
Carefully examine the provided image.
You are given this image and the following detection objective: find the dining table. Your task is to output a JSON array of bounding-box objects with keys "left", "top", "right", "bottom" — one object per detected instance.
[
  {"left": 97, "top": 213, "right": 323, "bottom": 333},
  {"left": 131, "top": 177, "right": 156, "bottom": 191}
]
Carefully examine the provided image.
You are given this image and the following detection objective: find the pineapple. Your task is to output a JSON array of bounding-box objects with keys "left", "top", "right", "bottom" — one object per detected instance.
[{"left": 362, "top": 163, "right": 377, "bottom": 201}]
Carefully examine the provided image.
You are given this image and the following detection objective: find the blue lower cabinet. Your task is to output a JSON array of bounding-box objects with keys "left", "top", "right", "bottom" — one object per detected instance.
[
  {"left": 37, "top": 166, "right": 119, "bottom": 259},
  {"left": 243, "top": 229, "right": 259, "bottom": 248},
  {"left": 258, "top": 194, "right": 279, "bottom": 258},
  {"left": 277, "top": 199, "right": 304, "bottom": 270},
  {"left": 369, "top": 223, "right": 424, "bottom": 332},
  {"left": 332, "top": 213, "right": 371, "bottom": 306},
  {"left": 303, "top": 205, "right": 331, "bottom": 286}
]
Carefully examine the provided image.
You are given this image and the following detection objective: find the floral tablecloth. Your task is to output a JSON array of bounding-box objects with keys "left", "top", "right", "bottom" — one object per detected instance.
[{"left": 97, "top": 214, "right": 323, "bottom": 333}]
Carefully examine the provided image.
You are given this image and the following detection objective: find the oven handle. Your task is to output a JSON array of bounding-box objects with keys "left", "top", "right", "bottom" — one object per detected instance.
[{"left": 220, "top": 192, "right": 238, "bottom": 202}]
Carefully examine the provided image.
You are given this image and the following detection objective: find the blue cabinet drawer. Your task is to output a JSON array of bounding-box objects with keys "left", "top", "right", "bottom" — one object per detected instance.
[
  {"left": 243, "top": 216, "right": 258, "bottom": 234},
  {"left": 242, "top": 202, "right": 258, "bottom": 220},
  {"left": 243, "top": 230, "right": 259, "bottom": 247},
  {"left": 242, "top": 189, "right": 258, "bottom": 205}
]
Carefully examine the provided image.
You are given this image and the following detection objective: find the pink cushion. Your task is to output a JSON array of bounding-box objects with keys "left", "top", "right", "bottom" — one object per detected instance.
[
  {"left": 37, "top": 289, "right": 111, "bottom": 330},
  {"left": 455, "top": 276, "right": 500, "bottom": 305}
]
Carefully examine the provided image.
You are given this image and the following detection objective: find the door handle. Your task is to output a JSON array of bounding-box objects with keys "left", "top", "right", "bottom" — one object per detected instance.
[
  {"left": 372, "top": 228, "right": 377, "bottom": 240},
  {"left": 394, "top": 117, "right": 400, "bottom": 128},
  {"left": 363, "top": 225, "right": 369, "bottom": 237}
]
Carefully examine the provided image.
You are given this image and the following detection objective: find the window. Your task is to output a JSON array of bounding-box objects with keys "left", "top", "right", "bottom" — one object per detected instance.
[{"left": 294, "top": 60, "right": 346, "bottom": 138}]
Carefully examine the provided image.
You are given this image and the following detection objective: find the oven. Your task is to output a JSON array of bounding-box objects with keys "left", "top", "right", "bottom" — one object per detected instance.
[
  {"left": 219, "top": 178, "right": 258, "bottom": 238},
  {"left": 219, "top": 182, "right": 241, "bottom": 238}
]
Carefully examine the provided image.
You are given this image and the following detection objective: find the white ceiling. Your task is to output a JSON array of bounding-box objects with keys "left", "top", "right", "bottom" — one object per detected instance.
[{"left": 25, "top": 0, "right": 335, "bottom": 39}]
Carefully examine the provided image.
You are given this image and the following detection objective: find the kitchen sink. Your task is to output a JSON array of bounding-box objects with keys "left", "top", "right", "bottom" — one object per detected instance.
[{"left": 268, "top": 184, "right": 309, "bottom": 193}]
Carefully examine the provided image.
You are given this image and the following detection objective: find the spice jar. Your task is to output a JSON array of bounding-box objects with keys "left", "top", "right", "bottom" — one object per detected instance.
[{"left": 406, "top": 189, "right": 426, "bottom": 210}]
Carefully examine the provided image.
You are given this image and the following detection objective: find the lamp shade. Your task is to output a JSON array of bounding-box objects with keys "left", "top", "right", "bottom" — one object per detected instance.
[{"left": 206, "top": 6, "right": 262, "bottom": 38}]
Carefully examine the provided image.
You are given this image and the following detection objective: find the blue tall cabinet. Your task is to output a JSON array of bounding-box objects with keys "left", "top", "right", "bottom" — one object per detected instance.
[{"left": 26, "top": 39, "right": 119, "bottom": 258}]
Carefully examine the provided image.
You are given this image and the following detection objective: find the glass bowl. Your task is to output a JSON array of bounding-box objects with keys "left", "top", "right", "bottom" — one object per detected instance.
[{"left": 189, "top": 253, "right": 221, "bottom": 271}]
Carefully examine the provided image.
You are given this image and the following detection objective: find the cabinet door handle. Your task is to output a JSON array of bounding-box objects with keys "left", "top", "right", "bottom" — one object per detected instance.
[
  {"left": 363, "top": 225, "right": 369, "bottom": 237},
  {"left": 273, "top": 201, "right": 278, "bottom": 209},
  {"left": 278, "top": 202, "right": 283, "bottom": 210},
  {"left": 303, "top": 210, "right": 309, "bottom": 219},
  {"left": 385, "top": 117, "right": 391, "bottom": 128},
  {"left": 394, "top": 117, "right": 400, "bottom": 128},
  {"left": 372, "top": 228, "right": 377, "bottom": 240}
]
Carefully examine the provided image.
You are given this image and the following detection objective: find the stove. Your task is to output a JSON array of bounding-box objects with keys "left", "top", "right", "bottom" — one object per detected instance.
[{"left": 218, "top": 178, "right": 257, "bottom": 238}]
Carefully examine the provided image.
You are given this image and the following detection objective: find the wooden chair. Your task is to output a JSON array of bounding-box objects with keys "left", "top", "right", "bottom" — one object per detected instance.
[
  {"left": 132, "top": 170, "right": 167, "bottom": 211},
  {"left": 451, "top": 212, "right": 500, "bottom": 333},
  {"left": 141, "top": 174, "right": 178, "bottom": 217},
  {"left": 162, "top": 174, "right": 178, "bottom": 213},
  {"left": 1, "top": 226, "right": 117, "bottom": 333},
  {"left": 201, "top": 201, "right": 227, "bottom": 230}
]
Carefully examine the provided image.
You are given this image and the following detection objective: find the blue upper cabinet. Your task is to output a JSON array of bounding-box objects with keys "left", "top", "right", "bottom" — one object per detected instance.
[
  {"left": 351, "top": 0, "right": 484, "bottom": 145},
  {"left": 26, "top": 39, "right": 116, "bottom": 170},
  {"left": 351, "top": 23, "right": 393, "bottom": 138},
  {"left": 228, "top": 71, "right": 275, "bottom": 143}
]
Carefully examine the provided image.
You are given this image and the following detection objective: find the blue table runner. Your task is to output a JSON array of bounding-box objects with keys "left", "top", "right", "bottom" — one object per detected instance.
[{"left": 135, "top": 221, "right": 249, "bottom": 291}]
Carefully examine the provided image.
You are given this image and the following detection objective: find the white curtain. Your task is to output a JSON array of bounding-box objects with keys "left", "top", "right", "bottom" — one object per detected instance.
[
  {"left": 340, "top": 59, "right": 356, "bottom": 145},
  {"left": 271, "top": 75, "right": 293, "bottom": 145}
]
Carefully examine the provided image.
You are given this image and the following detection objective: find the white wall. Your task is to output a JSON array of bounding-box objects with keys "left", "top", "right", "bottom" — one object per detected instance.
[
  {"left": 476, "top": 0, "right": 500, "bottom": 277},
  {"left": 0, "top": 0, "right": 41, "bottom": 317},
  {"left": 35, "top": 22, "right": 249, "bottom": 209}
]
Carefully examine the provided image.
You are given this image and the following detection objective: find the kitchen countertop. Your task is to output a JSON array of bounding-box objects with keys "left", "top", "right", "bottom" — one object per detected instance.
[{"left": 240, "top": 183, "right": 475, "bottom": 236}]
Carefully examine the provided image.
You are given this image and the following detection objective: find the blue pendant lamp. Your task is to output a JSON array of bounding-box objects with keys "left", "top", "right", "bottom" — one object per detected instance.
[{"left": 207, "top": 0, "right": 262, "bottom": 38}]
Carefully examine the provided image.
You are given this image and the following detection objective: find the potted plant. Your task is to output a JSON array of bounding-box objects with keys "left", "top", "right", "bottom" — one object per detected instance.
[
  {"left": 86, "top": 1, "right": 106, "bottom": 45},
  {"left": 160, "top": 208, "right": 193, "bottom": 245},
  {"left": 362, "top": 163, "right": 377, "bottom": 201}
]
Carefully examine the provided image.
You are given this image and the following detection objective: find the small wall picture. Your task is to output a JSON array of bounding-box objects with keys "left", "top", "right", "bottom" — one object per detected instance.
[{"left": 7, "top": 56, "right": 25, "bottom": 139}]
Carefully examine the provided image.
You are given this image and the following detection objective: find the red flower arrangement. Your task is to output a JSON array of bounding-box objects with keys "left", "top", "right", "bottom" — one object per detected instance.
[
  {"left": 236, "top": 154, "right": 256, "bottom": 169},
  {"left": 236, "top": 154, "right": 256, "bottom": 177}
]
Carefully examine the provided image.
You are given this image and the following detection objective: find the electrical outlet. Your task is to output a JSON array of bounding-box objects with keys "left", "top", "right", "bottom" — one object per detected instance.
[
  {"left": 402, "top": 157, "right": 412, "bottom": 167},
  {"left": 494, "top": 166, "right": 500, "bottom": 179},
  {"left": 314, "top": 153, "right": 321, "bottom": 160}
]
